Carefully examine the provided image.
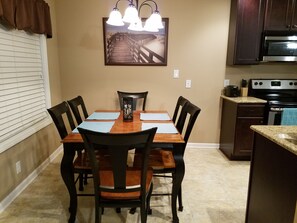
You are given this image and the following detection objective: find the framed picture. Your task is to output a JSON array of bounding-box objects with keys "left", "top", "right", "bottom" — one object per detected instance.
[{"left": 102, "top": 17, "right": 169, "bottom": 66}]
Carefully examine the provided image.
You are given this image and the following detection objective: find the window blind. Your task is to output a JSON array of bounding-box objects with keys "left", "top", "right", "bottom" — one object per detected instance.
[{"left": 0, "top": 24, "right": 51, "bottom": 153}]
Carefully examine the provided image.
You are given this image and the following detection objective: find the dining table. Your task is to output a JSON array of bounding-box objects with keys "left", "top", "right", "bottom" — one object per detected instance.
[{"left": 61, "top": 110, "right": 185, "bottom": 223}]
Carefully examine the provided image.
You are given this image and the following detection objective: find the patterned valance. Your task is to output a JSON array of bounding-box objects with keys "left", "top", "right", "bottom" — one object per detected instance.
[{"left": 0, "top": 0, "right": 52, "bottom": 38}]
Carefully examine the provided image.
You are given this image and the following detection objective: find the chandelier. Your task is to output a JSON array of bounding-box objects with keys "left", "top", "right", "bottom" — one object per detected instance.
[{"left": 106, "top": 0, "right": 164, "bottom": 32}]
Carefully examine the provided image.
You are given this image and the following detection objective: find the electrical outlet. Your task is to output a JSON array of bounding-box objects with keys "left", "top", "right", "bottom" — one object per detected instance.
[
  {"left": 185, "top": 80, "right": 191, "bottom": 88},
  {"left": 224, "top": 79, "right": 230, "bottom": 87},
  {"left": 16, "top": 161, "right": 21, "bottom": 174}
]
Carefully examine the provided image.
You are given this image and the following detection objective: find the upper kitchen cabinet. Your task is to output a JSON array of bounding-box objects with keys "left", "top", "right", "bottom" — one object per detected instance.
[
  {"left": 227, "top": 0, "right": 265, "bottom": 65},
  {"left": 264, "top": 0, "right": 297, "bottom": 32}
]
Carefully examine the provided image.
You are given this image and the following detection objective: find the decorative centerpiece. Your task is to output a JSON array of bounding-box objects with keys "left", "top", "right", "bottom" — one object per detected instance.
[{"left": 123, "top": 97, "right": 133, "bottom": 121}]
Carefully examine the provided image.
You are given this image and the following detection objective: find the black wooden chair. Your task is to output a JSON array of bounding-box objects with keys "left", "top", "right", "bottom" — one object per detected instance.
[
  {"left": 78, "top": 127, "right": 157, "bottom": 223},
  {"left": 147, "top": 96, "right": 190, "bottom": 151},
  {"left": 47, "top": 101, "right": 92, "bottom": 192},
  {"left": 117, "top": 91, "right": 148, "bottom": 111},
  {"left": 148, "top": 100, "right": 201, "bottom": 212},
  {"left": 67, "top": 95, "right": 93, "bottom": 186},
  {"left": 67, "top": 95, "right": 89, "bottom": 125}
]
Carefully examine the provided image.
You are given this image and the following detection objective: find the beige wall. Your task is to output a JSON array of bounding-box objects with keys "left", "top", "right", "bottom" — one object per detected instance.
[
  {"left": 55, "top": 0, "right": 296, "bottom": 145},
  {"left": 0, "top": 0, "right": 61, "bottom": 201},
  {"left": 54, "top": 0, "right": 230, "bottom": 144}
]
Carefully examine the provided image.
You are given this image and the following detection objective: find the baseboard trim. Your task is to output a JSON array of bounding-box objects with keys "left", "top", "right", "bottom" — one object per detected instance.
[
  {"left": 187, "top": 143, "right": 220, "bottom": 149},
  {"left": 0, "top": 145, "right": 63, "bottom": 213}
]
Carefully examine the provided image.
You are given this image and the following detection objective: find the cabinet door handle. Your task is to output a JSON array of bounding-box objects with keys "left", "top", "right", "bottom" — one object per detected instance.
[
  {"left": 293, "top": 25, "right": 297, "bottom": 28},
  {"left": 287, "top": 24, "right": 291, "bottom": 28}
]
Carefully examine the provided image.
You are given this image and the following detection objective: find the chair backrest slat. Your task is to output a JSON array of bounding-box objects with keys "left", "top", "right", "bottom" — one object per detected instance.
[
  {"left": 172, "top": 96, "right": 189, "bottom": 124},
  {"left": 67, "top": 96, "right": 89, "bottom": 125},
  {"left": 117, "top": 91, "right": 148, "bottom": 111}
]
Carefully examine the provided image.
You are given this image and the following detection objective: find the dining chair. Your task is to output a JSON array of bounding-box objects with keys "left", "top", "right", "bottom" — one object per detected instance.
[
  {"left": 146, "top": 96, "right": 189, "bottom": 152},
  {"left": 67, "top": 95, "right": 89, "bottom": 125},
  {"left": 67, "top": 95, "right": 91, "bottom": 186},
  {"left": 148, "top": 100, "right": 201, "bottom": 212},
  {"left": 117, "top": 91, "right": 148, "bottom": 111},
  {"left": 78, "top": 127, "right": 157, "bottom": 223},
  {"left": 47, "top": 101, "right": 92, "bottom": 192}
]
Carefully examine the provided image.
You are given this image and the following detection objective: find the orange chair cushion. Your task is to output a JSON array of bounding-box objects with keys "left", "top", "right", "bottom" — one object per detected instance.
[
  {"left": 148, "top": 149, "right": 176, "bottom": 170},
  {"left": 98, "top": 168, "right": 153, "bottom": 200},
  {"left": 73, "top": 152, "right": 91, "bottom": 170}
]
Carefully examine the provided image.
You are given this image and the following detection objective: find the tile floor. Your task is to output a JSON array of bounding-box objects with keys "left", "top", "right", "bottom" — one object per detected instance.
[{"left": 0, "top": 148, "right": 250, "bottom": 223}]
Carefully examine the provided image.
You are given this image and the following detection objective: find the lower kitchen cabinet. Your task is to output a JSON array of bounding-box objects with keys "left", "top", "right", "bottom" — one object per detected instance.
[
  {"left": 219, "top": 97, "right": 266, "bottom": 160},
  {"left": 246, "top": 129, "right": 297, "bottom": 223}
]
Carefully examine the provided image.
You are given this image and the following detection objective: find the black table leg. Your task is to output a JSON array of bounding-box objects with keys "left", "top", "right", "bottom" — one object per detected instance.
[
  {"left": 60, "top": 143, "right": 77, "bottom": 223},
  {"left": 171, "top": 143, "right": 185, "bottom": 223}
]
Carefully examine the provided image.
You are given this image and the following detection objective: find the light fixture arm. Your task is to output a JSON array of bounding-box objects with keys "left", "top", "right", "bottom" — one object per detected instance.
[
  {"left": 138, "top": 3, "right": 154, "bottom": 15},
  {"left": 133, "top": 0, "right": 139, "bottom": 9},
  {"left": 112, "top": 0, "right": 159, "bottom": 15},
  {"left": 114, "top": 0, "right": 134, "bottom": 9},
  {"left": 113, "top": 0, "right": 121, "bottom": 8},
  {"left": 139, "top": 0, "right": 159, "bottom": 12}
]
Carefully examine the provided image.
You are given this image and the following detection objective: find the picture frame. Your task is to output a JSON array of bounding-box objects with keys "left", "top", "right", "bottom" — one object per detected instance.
[{"left": 102, "top": 17, "right": 169, "bottom": 66}]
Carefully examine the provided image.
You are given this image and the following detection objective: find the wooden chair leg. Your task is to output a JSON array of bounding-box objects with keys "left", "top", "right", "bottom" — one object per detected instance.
[
  {"left": 79, "top": 174, "right": 84, "bottom": 191},
  {"left": 129, "top": 207, "right": 136, "bottom": 214},
  {"left": 95, "top": 200, "right": 101, "bottom": 223},
  {"left": 178, "top": 187, "right": 183, "bottom": 211},
  {"left": 141, "top": 203, "right": 147, "bottom": 223},
  {"left": 147, "top": 183, "right": 153, "bottom": 215},
  {"left": 84, "top": 173, "right": 88, "bottom": 185}
]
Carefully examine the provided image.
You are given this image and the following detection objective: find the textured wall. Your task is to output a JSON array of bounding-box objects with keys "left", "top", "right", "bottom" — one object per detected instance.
[{"left": 0, "top": 0, "right": 61, "bottom": 202}]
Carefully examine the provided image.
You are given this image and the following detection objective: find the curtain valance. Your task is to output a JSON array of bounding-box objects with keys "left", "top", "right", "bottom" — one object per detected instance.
[{"left": 0, "top": 0, "right": 52, "bottom": 38}]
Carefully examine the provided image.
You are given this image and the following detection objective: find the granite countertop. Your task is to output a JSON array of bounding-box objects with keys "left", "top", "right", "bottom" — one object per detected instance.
[
  {"left": 251, "top": 125, "right": 297, "bottom": 156},
  {"left": 221, "top": 95, "right": 267, "bottom": 104}
]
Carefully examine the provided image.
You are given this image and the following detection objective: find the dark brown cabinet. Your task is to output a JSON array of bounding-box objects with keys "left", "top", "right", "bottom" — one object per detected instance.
[
  {"left": 219, "top": 99, "right": 265, "bottom": 160},
  {"left": 227, "top": 0, "right": 265, "bottom": 65},
  {"left": 264, "top": 0, "right": 297, "bottom": 31}
]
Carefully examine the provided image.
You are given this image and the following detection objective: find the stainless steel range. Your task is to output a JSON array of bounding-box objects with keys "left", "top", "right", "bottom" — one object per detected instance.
[{"left": 248, "top": 79, "right": 297, "bottom": 125}]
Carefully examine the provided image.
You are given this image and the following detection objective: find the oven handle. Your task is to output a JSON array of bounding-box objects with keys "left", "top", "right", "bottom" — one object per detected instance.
[{"left": 270, "top": 107, "right": 283, "bottom": 112}]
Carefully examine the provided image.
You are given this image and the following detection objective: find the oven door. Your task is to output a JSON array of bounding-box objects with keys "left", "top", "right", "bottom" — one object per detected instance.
[
  {"left": 268, "top": 102, "right": 297, "bottom": 125},
  {"left": 268, "top": 107, "right": 283, "bottom": 125}
]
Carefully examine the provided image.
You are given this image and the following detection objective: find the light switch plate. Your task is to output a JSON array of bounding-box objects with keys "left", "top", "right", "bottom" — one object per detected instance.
[{"left": 173, "top": 69, "right": 179, "bottom": 78}]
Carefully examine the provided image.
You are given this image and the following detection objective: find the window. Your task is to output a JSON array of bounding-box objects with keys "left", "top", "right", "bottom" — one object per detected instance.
[{"left": 0, "top": 24, "right": 51, "bottom": 153}]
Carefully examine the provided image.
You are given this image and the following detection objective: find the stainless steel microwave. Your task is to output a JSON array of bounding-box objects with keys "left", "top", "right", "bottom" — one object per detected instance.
[{"left": 260, "top": 35, "right": 297, "bottom": 62}]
